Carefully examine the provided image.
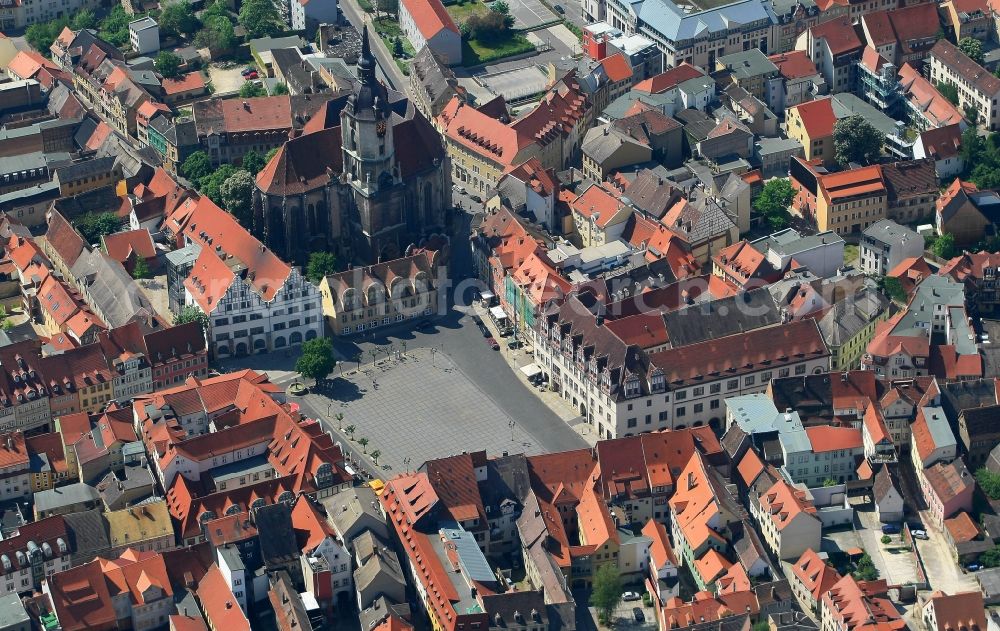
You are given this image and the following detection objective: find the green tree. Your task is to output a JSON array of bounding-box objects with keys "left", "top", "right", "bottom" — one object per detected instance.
[
  {"left": 966, "top": 104, "right": 980, "bottom": 125},
  {"left": 936, "top": 81, "right": 959, "bottom": 106},
  {"left": 132, "top": 257, "right": 151, "bottom": 280},
  {"left": 489, "top": 0, "right": 515, "bottom": 29},
  {"left": 265, "top": 147, "right": 280, "bottom": 162},
  {"left": 199, "top": 163, "right": 237, "bottom": 205},
  {"left": 753, "top": 178, "right": 794, "bottom": 215},
  {"left": 393, "top": 37, "right": 403, "bottom": 57},
  {"left": 99, "top": 6, "right": 133, "bottom": 49},
  {"left": 982, "top": 545, "right": 1000, "bottom": 568},
  {"left": 182, "top": 151, "right": 212, "bottom": 183},
  {"left": 370, "top": 449, "right": 381, "bottom": 464},
  {"left": 219, "top": 169, "right": 255, "bottom": 225},
  {"left": 932, "top": 232, "right": 957, "bottom": 260},
  {"left": 358, "top": 437, "right": 369, "bottom": 453},
  {"left": 976, "top": 468, "right": 1000, "bottom": 500},
  {"left": 306, "top": 251, "right": 338, "bottom": 283},
  {"left": 590, "top": 563, "right": 622, "bottom": 625},
  {"left": 71, "top": 9, "right": 98, "bottom": 30},
  {"left": 25, "top": 18, "right": 70, "bottom": 54},
  {"left": 834, "top": 115, "right": 884, "bottom": 166},
  {"left": 76, "top": 212, "right": 121, "bottom": 244},
  {"left": 334, "top": 412, "right": 344, "bottom": 429},
  {"left": 295, "top": 337, "right": 336, "bottom": 384},
  {"left": 239, "top": 81, "right": 266, "bottom": 98},
  {"left": 823, "top": 478, "right": 838, "bottom": 487},
  {"left": 345, "top": 424, "right": 356, "bottom": 438},
  {"left": 272, "top": 82, "right": 289, "bottom": 95},
  {"left": 241, "top": 150, "right": 266, "bottom": 175},
  {"left": 155, "top": 51, "right": 184, "bottom": 78},
  {"left": 375, "top": 0, "right": 398, "bottom": 15},
  {"left": 877, "top": 276, "right": 907, "bottom": 303},
  {"left": 160, "top": 1, "right": 201, "bottom": 38},
  {"left": 239, "top": 0, "right": 283, "bottom": 39},
  {"left": 959, "top": 37, "right": 985, "bottom": 65},
  {"left": 202, "top": 0, "right": 230, "bottom": 21},
  {"left": 195, "top": 14, "right": 236, "bottom": 52},
  {"left": 880, "top": 534, "right": 892, "bottom": 544},
  {"left": 853, "top": 553, "right": 879, "bottom": 581},
  {"left": 175, "top": 305, "right": 209, "bottom": 331}
]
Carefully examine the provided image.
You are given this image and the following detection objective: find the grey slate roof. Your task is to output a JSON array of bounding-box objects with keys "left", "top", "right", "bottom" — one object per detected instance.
[
  {"left": 636, "top": 0, "right": 777, "bottom": 44},
  {"left": 62, "top": 508, "right": 112, "bottom": 563},
  {"left": 862, "top": 219, "right": 921, "bottom": 247},
  {"left": 818, "top": 288, "right": 889, "bottom": 347},
  {"left": 664, "top": 287, "right": 780, "bottom": 347},
  {"left": 34, "top": 482, "right": 99, "bottom": 513},
  {"left": 255, "top": 502, "right": 299, "bottom": 569},
  {"left": 718, "top": 48, "right": 779, "bottom": 79},
  {"left": 70, "top": 250, "right": 157, "bottom": 327}
]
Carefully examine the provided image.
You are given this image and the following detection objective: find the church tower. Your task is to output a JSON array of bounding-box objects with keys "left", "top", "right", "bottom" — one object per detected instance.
[{"left": 340, "top": 26, "right": 398, "bottom": 197}]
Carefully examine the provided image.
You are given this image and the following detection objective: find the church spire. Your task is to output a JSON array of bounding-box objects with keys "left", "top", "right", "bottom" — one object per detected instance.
[{"left": 358, "top": 24, "right": 376, "bottom": 86}]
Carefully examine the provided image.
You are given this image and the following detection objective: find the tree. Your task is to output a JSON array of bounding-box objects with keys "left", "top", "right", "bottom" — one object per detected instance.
[
  {"left": 155, "top": 51, "right": 184, "bottom": 79},
  {"left": 982, "top": 545, "right": 1000, "bottom": 568},
  {"left": 334, "top": 412, "right": 344, "bottom": 430},
  {"left": 966, "top": 104, "right": 980, "bottom": 125},
  {"left": 195, "top": 14, "right": 236, "bottom": 52},
  {"left": 976, "top": 468, "right": 1000, "bottom": 500},
  {"left": 175, "top": 305, "right": 209, "bottom": 331},
  {"left": 932, "top": 232, "right": 957, "bottom": 260},
  {"left": 272, "top": 82, "right": 289, "bottom": 95},
  {"left": 463, "top": 10, "right": 512, "bottom": 42},
  {"left": 369, "top": 348, "right": 379, "bottom": 367},
  {"left": 76, "top": 212, "right": 121, "bottom": 244},
  {"left": 240, "top": 150, "right": 266, "bottom": 175},
  {"left": 182, "top": 151, "right": 212, "bottom": 183},
  {"left": 490, "top": 0, "right": 516, "bottom": 28},
  {"left": 880, "top": 534, "right": 892, "bottom": 544},
  {"left": 753, "top": 178, "right": 794, "bottom": 215},
  {"left": 345, "top": 424, "right": 356, "bottom": 438},
  {"left": 306, "top": 251, "right": 338, "bottom": 283},
  {"left": 375, "top": 0, "right": 398, "bottom": 15},
  {"left": 358, "top": 437, "right": 369, "bottom": 453},
  {"left": 936, "top": 81, "right": 959, "bottom": 106},
  {"left": 219, "top": 169, "right": 255, "bottom": 225},
  {"left": 959, "top": 37, "right": 985, "bottom": 65},
  {"left": 239, "top": 81, "right": 266, "bottom": 98},
  {"left": 853, "top": 553, "right": 879, "bottom": 581},
  {"left": 25, "top": 18, "right": 70, "bottom": 54},
  {"left": 370, "top": 449, "right": 381, "bottom": 464},
  {"left": 132, "top": 257, "right": 151, "bottom": 280},
  {"left": 99, "top": 6, "right": 133, "bottom": 49},
  {"left": 159, "top": 1, "right": 201, "bottom": 38},
  {"left": 295, "top": 337, "right": 336, "bottom": 384},
  {"left": 265, "top": 147, "right": 280, "bottom": 163},
  {"left": 823, "top": 478, "right": 838, "bottom": 487},
  {"left": 239, "top": 0, "right": 283, "bottom": 39},
  {"left": 199, "top": 164, "right": 237, "bottom": 205},
  {"left": 590, "top": 563, "right": 622, "bottom": 625},
  {"left": 877, "top": 276, "right": 907, "bottom": 303},
  {"left": 834, "top": 115, "right": 883, "bottom": 166},
  {"left": 71, "top": 9, "right": 98, "bottom": 30},
  {"left": 393, "top": 37, "right": 403, "bottom": 57}
]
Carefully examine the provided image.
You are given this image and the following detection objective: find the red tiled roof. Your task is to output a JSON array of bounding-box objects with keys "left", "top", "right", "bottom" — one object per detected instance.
[
  {"left": 162, "top": 71, "right": 206, "bottom": 96},
  {"left": 0, "top": 430, "right": 27, "bottom": 470},
  {"left": 570, "top": 183, "right": 626, "bottom": 227},
  {"left": 198, "top": 564, "right": 251, "bottom": 631},
  {"left": 642, "top": 519, "right": 678, "bottom": 568},
  {"left": 811, "top": 17, "right": 863, "bottom": 56},
  {"left": 634, "top": 63, "right": 705, "bottom": 94},
  {"left": 99, "top": 549, "right": 173, "bottom": 607},
  {"left": 805, "top": 426, "right": 863, "bottom": 452},
  {"left": 438, "top": 97, "right": 528, "bottom": 167},
  {"left": 7, "top": 49, "right": 55, "bottom": 80},
  {"left": 943, "top": 511, "right": 980, "bottom": 543},
  {"left": 769, "top": 51, "right": 818, "bottom": 80},
  {"left": 102, "top": 228, "right": 156, "bottom": 264},
  {"left": 899, "top": 65, "right": 965, "bottom": 128},
  {"left": 736, "top": 449, "right": 765, "bottom": 487},
  {"left": 400, "top": 0, "right": 459, "bottom": 37},
  {"left": 925, "top": 590, "right": 987, "bottom": 631},
  {"left": 26, "top": 431, "right": 68, "bottom": 474},
  {"left": 605, "top": 312, "right": 669, "bottom": 350},
  {"left": 48, "top": 558, "right": 116, "bottom": 631},
  {"left": 45, "top": 209, "right": 86, "bottom": 268},
  {"left": 760, "top": 479, "right": 817, "bottom": 530},
  {"left": 931, "top": 39, "right": 1000, "bottom": 96},
  {"left": 790, "top": 97, "right": 837, "bottom": 139},
  {"left": 601, "top": 53, "right": 633, "bottom": 83},
  {"left": 424, "top": 451, "right": 486, "bottom": 524},
  {"left": 792, "top": 549, "right": 841, "bottom": 603}
]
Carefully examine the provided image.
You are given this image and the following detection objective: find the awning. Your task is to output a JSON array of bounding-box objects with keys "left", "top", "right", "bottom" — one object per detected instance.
[
  {"left": 520, "top": 363, "right": 542, "bottom": 378},
  {"left": 481, "top": 291, "right": 495, "bottom": 301},
  {"left": 490, "top": 306, "right": 509, "bottom": 321},
  {"left": 343, "top": 465, "right": 357, "bottom": 476}
]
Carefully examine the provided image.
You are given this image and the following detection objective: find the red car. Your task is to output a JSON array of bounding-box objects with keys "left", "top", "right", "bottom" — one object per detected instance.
[
  {"left": 486, "top": 337, "right": 500, "bottom": 351},
  {"left": 244, "top": 71, "right": 259, "bottom": 80}
]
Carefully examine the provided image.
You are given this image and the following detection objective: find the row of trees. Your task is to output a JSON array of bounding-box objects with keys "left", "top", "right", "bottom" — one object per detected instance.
[
  {"left": 25, "top": 6, "right": 136, "bottom": 52},
  {"left": 462, "top": 1, "right": 515, "bottom": 43}
]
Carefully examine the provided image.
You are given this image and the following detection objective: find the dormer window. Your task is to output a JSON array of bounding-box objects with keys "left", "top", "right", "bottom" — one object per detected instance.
[
  {"left": 625, "top": 375, "right": 640, "bottom": 398},
  {"left": 651, "top": 369, "right": 665, "bottom": 393}
]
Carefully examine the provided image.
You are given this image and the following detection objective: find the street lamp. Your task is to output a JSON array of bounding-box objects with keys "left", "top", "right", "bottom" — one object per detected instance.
[
  {"left": 403, "top": 457, "right": 411, "bottom": 473},
  {"left": 509, "top": 420, "right": 515, "bottom": 442}
]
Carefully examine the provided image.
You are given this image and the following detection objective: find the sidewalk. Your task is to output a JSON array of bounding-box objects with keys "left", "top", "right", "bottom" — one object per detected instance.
[{"left": 473, "top": 302, "right": 599, "bottom": 446}]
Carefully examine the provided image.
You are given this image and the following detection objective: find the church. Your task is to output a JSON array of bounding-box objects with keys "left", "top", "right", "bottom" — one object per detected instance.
[{"left": 253, "top": 27, "right": 450, "bottom": 265}]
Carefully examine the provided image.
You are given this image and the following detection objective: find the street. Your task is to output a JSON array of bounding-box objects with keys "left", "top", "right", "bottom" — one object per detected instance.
[{"left": 339, "top": 0, "right": 409, "bottom": 92}]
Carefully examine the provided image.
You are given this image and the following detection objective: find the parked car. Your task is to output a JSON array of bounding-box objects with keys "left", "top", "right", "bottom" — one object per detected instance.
[
  {"left": 417, "top": 319, "right": 433, "bottom": 331},
  {"left": 244, "top": 71, "right": 259, "bottom": 80},
  {"left": 967, "top": 564, "right": 981, "bottom": 572},
  {"left": 470, "top": 194, "right": 482, "bottom": 203},
  {"left": 241, "top": 67, "right": 255, "bottom": 76},
  {"left": 881, "top": 523, "right": 899, "bottom": 535},
  {"left": 507, "top": 339, "right": 523, "bottom": 350},
  {"left": 632, "top": 608, "right": 645, "bottom": 623},
  {"left": 622, "top": 592, "right": 641, "bottom": 602},
  {"left": 554, "top": 3, "right": 565, "bottom": 12},
  {"left": 911, "top": 530, "right": 928, "bottom": 540},
  {"left": 486, "top": 337, "right": 500, "bottom": 351}
]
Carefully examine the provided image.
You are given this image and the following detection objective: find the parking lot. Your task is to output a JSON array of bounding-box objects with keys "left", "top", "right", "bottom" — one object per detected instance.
[
  {"left": 509, "top": 0, "right": 560, "bottom": 29},
  {"left": 913, "top": 510, "right": 980, "bottom": 594},
  {"left": 206, "top": 63, "right": 246, "bottom": 96},
  {"left": 478, "top": 65, "right": 549, "bottom": 101},
  {"left": 855, "top": 508, "right": 921, "bottom": 586}
]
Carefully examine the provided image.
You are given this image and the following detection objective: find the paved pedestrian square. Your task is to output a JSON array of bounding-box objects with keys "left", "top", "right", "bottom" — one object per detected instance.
[{"left": 306, "top": 348, "right": 544, "bottom": 474}]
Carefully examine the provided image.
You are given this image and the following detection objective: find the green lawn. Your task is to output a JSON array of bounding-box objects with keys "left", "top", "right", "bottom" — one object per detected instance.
[
  {"left": 358, "top": 0, "right": 374, "bottom": 11},
  {"left": 447, "top": 0, "right": 490, "bottom": 24},
  {"left": 373, "top": 16, "right": 415, "bottom": 66},
  {"left": 462, "top": 34, "right": 535, "bottom": 66},
  {"left": 843, "top": 244, "right": 859, "bottom": 266}
]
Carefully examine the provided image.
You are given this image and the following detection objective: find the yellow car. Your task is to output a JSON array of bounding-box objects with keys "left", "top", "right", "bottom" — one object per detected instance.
[{"left": 369, "top": 479, "right": 385, "bottom": 496}]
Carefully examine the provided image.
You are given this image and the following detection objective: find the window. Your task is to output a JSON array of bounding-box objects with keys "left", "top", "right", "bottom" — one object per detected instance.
[
  {"left": 676, "top": 406, "right": 686, "bottom": 417},
  {"left": 627, "top": 418, "right": 637, "bottom": 428},
  {"left": 728, "top": 379, "right": 739, "bottom": 390},
  {"left": 693, "top": 386, "right": 704, "bottom": 396},
  {"left": 795, "top": 364, "right": 807, "bottom": 375},
  {"left": 744, "top": 375, "right": 755, "bottom": 386},
  {"left": 710, "top": 383, "right": 721, "bottom": 394},
  {"left": 676, "top": 390, "right": 687, "bottom": 401},
  {"left": 694, "top": 403, "right": 703, "bottom": 413}
]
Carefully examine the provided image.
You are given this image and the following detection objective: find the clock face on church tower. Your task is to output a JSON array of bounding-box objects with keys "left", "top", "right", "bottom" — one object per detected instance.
[{"left": 376, "top": 120, "right": 386, "bottom": 137}]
